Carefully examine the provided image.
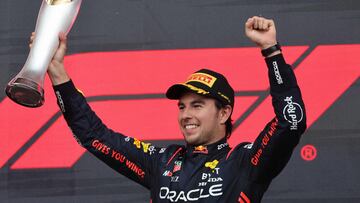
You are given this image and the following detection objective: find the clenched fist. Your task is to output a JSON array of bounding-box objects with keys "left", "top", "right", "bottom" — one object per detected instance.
[{"left": 245, "top": 16, "right": 278, "bottom": 50}]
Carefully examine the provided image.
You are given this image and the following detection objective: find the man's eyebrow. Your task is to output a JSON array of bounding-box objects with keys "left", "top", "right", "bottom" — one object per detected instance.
[
  {"left": 191, "top": 99, "right": 205, "bottom": 105},
  {"left": 177, "top": 99, "right": 205, "bottom": 107}
]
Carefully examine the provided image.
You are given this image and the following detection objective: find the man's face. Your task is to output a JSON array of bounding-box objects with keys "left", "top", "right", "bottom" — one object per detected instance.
[{"left": 177, "top": 92, "right": 227, "bottom": 146}]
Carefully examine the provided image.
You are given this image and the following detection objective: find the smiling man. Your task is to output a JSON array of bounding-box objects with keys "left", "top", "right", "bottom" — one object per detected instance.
[
  {"left": 42, "top": 16, "right": 307, "bottom": 202},
  {"left": 169, "top": 69, "right": 234, "bottom": 146}
]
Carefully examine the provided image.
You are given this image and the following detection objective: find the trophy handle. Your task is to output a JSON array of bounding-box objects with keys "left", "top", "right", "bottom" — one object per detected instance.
[{"left": 5, "top": 0, "right": 82, "bottom": 108}]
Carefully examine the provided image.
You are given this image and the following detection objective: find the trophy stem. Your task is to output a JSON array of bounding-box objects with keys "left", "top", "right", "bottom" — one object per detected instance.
[{"left": 5, "top": 78, "right": 44, "bottom": 108}]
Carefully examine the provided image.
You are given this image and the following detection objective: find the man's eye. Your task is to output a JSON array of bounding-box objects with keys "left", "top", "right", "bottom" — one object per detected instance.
[
  {"left": 178, "top": 105, "right": 184, "bottom": 110},
  {"left": 194, "top": 104, "right": 202, "bottom": 108}
]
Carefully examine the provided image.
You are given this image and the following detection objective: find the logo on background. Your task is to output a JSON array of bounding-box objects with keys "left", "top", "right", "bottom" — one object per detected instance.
[
  {"left": 1, "top": 44, "right": 359, "bottom": 170},
  {"left": 301, "top": 145, "right": 317, "bottom": 161}
]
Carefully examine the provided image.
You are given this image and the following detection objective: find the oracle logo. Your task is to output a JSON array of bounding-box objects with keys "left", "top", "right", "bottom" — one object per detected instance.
[{"left": 0, "top": 44, "right": 359, "bottom": 169}]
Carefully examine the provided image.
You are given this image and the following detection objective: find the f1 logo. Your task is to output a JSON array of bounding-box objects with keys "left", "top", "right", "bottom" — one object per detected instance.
[{"left": 0, "top": 44, "right": 359, "bottom": 169}]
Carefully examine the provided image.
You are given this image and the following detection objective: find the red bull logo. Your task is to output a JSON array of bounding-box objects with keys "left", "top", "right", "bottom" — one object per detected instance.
[{"left": 194, "top": 145, "right": 208, "bottom": 154}]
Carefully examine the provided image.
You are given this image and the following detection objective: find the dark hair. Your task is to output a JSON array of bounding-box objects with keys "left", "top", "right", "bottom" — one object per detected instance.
[{"left": 214, "top": 99, "right": 233, "bottom": 138}]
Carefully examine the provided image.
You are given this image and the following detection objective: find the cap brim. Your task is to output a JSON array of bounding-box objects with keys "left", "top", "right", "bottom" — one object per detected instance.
[
  {"left": 166, "top": 84, "right": 190, "bottom": 100},
  {"left": 166, "top": 83, "right": 212, "bottom": 100}
]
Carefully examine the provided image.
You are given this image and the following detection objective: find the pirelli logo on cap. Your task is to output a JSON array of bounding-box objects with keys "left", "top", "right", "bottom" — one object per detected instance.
[{"left": 186, "top": 73, "right": 217, "bottom": 88}]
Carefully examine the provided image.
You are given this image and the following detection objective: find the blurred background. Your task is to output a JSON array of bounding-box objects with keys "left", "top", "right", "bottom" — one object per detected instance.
[{"left": 1, "top": 0, "right": 359, "bottom": 202}]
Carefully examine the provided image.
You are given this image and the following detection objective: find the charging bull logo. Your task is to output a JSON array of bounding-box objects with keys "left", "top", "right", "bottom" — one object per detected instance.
[
  {"left": 194, "top": 145, "right": 208, "bottom": 154},
  {"left": 0, "top": 44, "right": 359, "bottom": 169}
]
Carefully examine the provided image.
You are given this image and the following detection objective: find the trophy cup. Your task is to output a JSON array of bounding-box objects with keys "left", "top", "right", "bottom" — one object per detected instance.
[{"left": 5, "top": 0, "right": 82, "bottom": 107}]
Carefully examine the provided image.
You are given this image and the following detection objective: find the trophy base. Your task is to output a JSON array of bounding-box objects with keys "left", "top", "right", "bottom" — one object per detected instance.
[{"left": 5, "top": 78, "right": 44, "bottom": 108}]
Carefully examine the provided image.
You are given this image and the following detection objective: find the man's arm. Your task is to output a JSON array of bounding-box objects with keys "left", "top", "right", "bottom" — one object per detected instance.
[
  {"left": 34, "top": 33, "right": 160, "bottom": 188},
  {"left": 243, "top": 16, "right": 307, "bottom": 182}
]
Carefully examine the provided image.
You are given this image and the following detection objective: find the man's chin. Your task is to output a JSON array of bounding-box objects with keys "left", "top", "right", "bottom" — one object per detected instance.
[
  {"left": 186, "top": 139, "right": 206, "bottom": 146},
  {"left": 183, "top": 134, "right": 200, "bottom": 145}
]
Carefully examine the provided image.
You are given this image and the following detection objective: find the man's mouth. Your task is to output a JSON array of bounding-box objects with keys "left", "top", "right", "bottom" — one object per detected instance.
[{"left": 184, "top": 124, "right": 199, "bottom": 130}]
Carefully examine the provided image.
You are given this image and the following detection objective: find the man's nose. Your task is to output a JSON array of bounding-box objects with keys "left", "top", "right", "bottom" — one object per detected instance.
[{"left": 180, "top": 107, "right": 193, "bottom": 120}]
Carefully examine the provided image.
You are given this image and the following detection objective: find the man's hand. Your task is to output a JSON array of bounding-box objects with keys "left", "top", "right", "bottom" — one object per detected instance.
[
  {"left": 29, "top": 32, "right": 70, "bottom": 85},
  {"left": 245, "top": 16, "right": 278, "bottom": 50}
]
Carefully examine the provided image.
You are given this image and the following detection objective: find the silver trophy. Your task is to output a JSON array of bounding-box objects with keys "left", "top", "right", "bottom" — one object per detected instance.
[{"left": 5, "top": 0, "right": 82, "bottom": 107}]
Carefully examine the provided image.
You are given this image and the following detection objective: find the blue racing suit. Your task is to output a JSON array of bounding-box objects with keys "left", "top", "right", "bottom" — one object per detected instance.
[{"left": 53, "top": 54, "right": 306, "bottom": 202}]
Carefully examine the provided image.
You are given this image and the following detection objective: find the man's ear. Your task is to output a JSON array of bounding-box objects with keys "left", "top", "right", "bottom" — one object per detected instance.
[{"left": 219, "top": 105, "right": 232, "bottom": 124}]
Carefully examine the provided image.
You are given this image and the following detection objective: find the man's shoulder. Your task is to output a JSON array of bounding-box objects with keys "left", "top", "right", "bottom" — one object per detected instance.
[{"left": 226, "top": 142, "right": 254, "bottom": 159}]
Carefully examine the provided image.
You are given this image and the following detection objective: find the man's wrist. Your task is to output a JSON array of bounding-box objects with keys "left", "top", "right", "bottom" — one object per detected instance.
[
  {"left": 265, "top": 50, "right": 281, "bottom": 58},
  {"left": 47, "top": 63, "right": 71, "bottom": 85},
  {"left": 49, "top": 74, "right": 70, "bottom": 86},
  {"left": 261, "top": 43, "right": 282, "bottom": 58}
]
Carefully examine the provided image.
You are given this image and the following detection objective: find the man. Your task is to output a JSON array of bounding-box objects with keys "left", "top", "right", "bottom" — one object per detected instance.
[{"left": 39, "top": 16, "right": 306, "bottom": 202}]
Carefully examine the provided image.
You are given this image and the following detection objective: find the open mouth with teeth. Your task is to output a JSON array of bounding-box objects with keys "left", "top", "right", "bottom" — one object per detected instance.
[{"left": 185, "top": 124, "right": 199, "bottom": 129}]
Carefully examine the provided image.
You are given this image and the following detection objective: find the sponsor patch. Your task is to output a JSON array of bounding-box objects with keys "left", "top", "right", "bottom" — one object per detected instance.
[
  {"left": 133, "top": 138, "right": 156, "bottom": 155},
  {"left": 173, "top": 161, "right": 182, "bottom": 173},
  {"left": 243, "top": 143, "right": 253, "bottom": 149},
  {"left": 55, "top": 91, "right": 65, "bottom": 113},
  {"left": 159, "top": 184, "right": 223, "bottom": 202},
  {"left": 163, "top": 170, "right": 173, "bottom": 177},
  {"left": 186, "top": 72, "right": 217, "bottom": 88},
  {"left": 159, "top": 148, "right": 166, "bottom": 153},
  {"left": 205, "top": 160, "right": 219, "bottom": 172},
  {"left": 272, "top": 61, "right": 283, "bottom": 84},
  {"left": 194, "top": 145, "right": 208, "bottom": 154},
  {"left": 217, "top": 143, "right": 229, "bottom": 150},
  {"left": 283, "top": 96, "right": 304, "bottom": 130}
]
